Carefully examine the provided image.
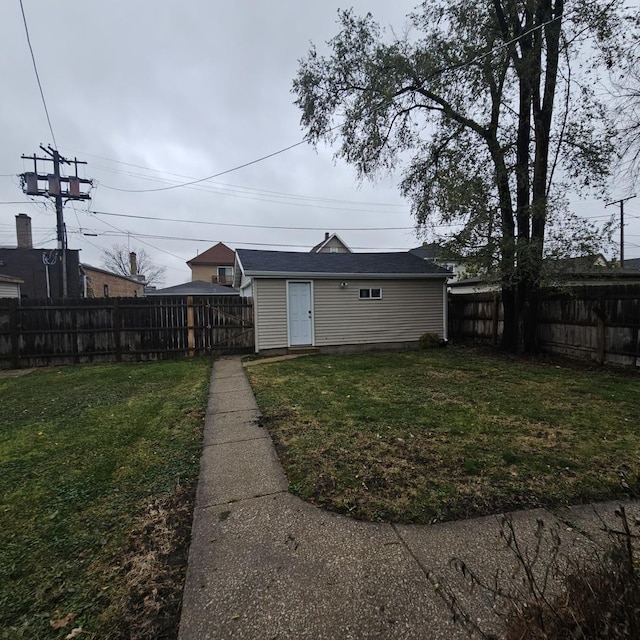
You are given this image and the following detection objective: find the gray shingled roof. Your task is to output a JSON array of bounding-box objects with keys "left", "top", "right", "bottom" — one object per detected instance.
[
  {"left": 145, "top": 280, "right": 239, "bottom": 296},
  {"left": 624, "top": 257, "right": 640, "bottom": 271},
  {"left": 409, "top": 243, "right": 442, "bottom": 260},
  {"left": 236, "top": 249, "right": 451, "bottom": 276}
]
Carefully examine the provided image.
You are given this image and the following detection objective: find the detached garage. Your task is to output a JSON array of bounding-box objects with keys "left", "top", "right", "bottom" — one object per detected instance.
[{"left": 234, "top": 249, "right": 451, "bottom": 354}]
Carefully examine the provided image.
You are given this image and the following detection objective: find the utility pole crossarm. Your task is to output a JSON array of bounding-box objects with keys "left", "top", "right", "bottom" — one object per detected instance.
[{"left": 18, "top": 148, "right": 92, "bottom": 298}]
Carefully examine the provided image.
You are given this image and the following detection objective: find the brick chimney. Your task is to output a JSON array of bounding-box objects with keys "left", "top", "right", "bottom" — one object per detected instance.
[
  {"left": 325, "top": 232, "right": 329, "bottom": 240},
  {"left": 129, "top": 251, "right": 137, "bottom": 276},
  {"left": 16, "top": 214, "right": 33, "bottom": 248}
]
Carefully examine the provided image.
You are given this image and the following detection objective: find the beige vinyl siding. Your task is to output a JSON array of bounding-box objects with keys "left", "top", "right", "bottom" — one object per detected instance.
[
  {"left": 314, "top": 278, "right": 443, "bottom": 346},
  {"left": 254, "top": 278, "right": 288, "bottom": 350},
  {"left": 189, "top": 265, "right": 215, "bottom": 282},
  {"left": 189, "top": 264, "right": 235, "bottom": 283}
]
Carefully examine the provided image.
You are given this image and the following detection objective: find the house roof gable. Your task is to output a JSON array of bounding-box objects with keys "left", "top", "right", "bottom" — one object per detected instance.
[
  {"left": 187, "top": 242, "right": 235, "bottom": 266},
  {"left": 309, "top": 233, "right": 352, "bottom": 253},
  {"left": 236, "top": 249, "right": 451, "bottom": 277}
]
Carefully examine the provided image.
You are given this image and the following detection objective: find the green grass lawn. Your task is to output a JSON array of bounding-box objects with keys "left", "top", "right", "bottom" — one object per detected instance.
[
  {"left": 0, "top": 358, "right": 211, "bottom": 640},
  {"left": 246, "top": 347, "right": 640, "bottom": 524}
]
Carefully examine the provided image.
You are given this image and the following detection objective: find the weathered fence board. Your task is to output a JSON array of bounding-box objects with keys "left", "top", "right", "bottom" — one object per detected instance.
[
  {"left": 448, "top": 285, "right": 640, "bottom": 367},
  {"left": 0, "top": 296, "right": 254, "bottom": 368}
]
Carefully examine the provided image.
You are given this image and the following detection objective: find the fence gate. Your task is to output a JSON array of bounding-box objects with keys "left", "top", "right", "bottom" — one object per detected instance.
[{"left": 190, "top": 296, "right": 254, "bottom": 353}]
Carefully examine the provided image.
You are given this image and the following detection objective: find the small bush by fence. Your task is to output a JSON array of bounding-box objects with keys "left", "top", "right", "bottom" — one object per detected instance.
[
  {"left": 0, "top": 295, "right": 254, "bottom": 368},
  {"left": 448, "top": 284, "right": 640, "bottom": 367}
]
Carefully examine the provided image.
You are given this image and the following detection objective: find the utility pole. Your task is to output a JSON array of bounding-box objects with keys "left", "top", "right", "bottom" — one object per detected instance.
[
  {"left": 606, "top": 195, "right": 636, "bottom": 268},
  {"left": 19, "top": 147, "right": 92, "bottom": 297}
]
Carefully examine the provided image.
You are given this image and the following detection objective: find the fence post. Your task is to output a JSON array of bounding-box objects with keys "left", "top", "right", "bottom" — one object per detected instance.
[
  {"left": 9, "top": 299, "right": 20, "bottom": 369},
  {"left": 72, "top": 305, "right": 80, "bottom": 364},
  {"left": 187, "top": 296, "right": 195, "bottom": 357},
  {"left": 594, "top": 304, "right": 606, "bottom": 365},
  {"left": 113, "top": 299, "right": 122, "bottom": 362}
]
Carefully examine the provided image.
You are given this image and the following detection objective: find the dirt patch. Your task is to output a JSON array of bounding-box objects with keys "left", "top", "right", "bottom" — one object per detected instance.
[
  {"left": 0, "top": 367, "right": 37, "bottom": 378},
  {"left": 105, "top": 482, "right": 196, "bottom": 639}
]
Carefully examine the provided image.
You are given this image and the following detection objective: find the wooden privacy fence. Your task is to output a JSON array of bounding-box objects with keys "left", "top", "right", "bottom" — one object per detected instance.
[
  {"left": 0, "top": 295, "right": 254, "bottom": 368},
  {"left": 448, "top": 284, "right": 640, "bottom": 367}
]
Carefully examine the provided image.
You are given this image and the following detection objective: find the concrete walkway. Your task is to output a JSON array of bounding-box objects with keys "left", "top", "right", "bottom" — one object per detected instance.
[{"left": 179, "top": 356, "right": 637, "bottom": 640}]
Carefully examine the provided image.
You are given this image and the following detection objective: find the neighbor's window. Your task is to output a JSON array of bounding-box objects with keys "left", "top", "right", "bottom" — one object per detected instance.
[
  {"left": 329, "top": 247, "right": 339, "bottom": 253},
  {"left": 359, "top": 288, "right": 382, "bottom": 299},
  {"left": 103, "top": 284, "right": 109, "bottom": 297},
  {"left": 216, "top": 266, "right": 234, "bottom": 282}
]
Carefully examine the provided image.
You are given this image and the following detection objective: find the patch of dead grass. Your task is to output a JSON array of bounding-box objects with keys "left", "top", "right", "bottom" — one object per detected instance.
[{"left": 100, "top": 483, "right": 196, "bottom": 640}]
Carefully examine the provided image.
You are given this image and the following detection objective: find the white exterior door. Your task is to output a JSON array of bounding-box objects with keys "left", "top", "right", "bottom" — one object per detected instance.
[{"left": 288, "top": 281, "right": 313, "bottom": 346}]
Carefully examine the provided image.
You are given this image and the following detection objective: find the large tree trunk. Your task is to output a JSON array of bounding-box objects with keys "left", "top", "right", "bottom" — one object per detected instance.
[
  {"left": 524, "top": 0, "right": 562, "bottom": 353},
  {"left": 522, "top": 282, "right": 540, "bottom": 352},
  {"left": 501, "top": 285, "right": 517, "bottom": 350}
]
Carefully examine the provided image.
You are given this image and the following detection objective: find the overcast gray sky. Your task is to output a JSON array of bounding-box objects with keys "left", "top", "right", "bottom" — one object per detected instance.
[{"left": 1, "top": 1, "right": 638, "bottom": 285}]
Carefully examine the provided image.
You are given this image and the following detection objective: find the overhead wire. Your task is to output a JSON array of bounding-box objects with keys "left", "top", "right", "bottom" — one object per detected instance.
[
  {"left": 79, "top": 206, "right": 190, "bottom": 265},
  {"left": 66, "top": 227, "right": 417, "bottom": 251},
  {"left": 18, "top": 0, "right": 57, "bottom": 147},
  {"left": 98, "top": 139, "right": 310, "bottom": 193},
  {"left": 89, "top": 209, "right": 417, "bottom": 231},
  {"left": 92, "top": 166, "right": 408, "bottom": 212},
  {"left": 64, "top": 150, "right": 407, "bottom": 208}
]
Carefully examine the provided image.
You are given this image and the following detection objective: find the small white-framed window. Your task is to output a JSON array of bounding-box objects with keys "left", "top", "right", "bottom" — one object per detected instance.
[
  {"left": 329, "top": 247, "right": 339, "bottom": 253},
  {"left": 359, "top": 287, "right": 382, "bottom": 299}
]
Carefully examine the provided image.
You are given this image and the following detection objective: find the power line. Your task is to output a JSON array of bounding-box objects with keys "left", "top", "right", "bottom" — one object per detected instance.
[
  {"left": 95, "top": 167, "right": 408, "bottom": 212},
  {"left": 89, "top": 209, "right": 416, "bottom": 231},
  {"left": 67, "top": 227, "right": 414, "bottom": 251},
  {"left": 18, "top": 0, "right": 57, "bottom": 147},
  {"left": 65, "top": 149, "right": 407, "bottom": 208},
  {"left": 84, "top": 209, "right": 189, "bottom": 264},
  {"left": 87, "top": 206, "right": 619, "bottom": 231},
  {"left": 99, "top": 139, "right": 308, "bottom": 193}
]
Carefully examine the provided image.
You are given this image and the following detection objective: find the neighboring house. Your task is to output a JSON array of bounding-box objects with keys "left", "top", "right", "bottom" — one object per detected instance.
[
  {"left": 622, "top": 257, "right": 640, "bottom": 271},
  {"left": 310, "top": 232, "right": 352, "bottom": 253},
  {"left": 81, "top": 264, "right": 145, "bottom": 298},
  {"left": 234, "top": 249, "right": 450, "bottom": 354},
  {"left": 145, "top": 280, "right": 239, "bottom": 296},
  {"left": 450, "top": 254, "right": 640, "bottom": 294},
  {"left": 0, "top": 214, "right": 81, "bottom": 298},
  {"left": 187, "top": 242, "right": 235, "bottom": 285},
  {"left": 549, "top": 254, "right": 609, "bottom": 272},
  {"left": 0, "top": 274, "right": 23, "bottom": 298},
  {"left": 448, "top": 277, "right": 500, "bottom": 295},
  {"left": 410, "top": 243, "right": 460, "bottom": 280}
]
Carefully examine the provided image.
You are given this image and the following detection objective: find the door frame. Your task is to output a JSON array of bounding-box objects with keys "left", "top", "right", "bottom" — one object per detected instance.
[{"left": 286, "top": 280, "right": 315, "bottom": 347}]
